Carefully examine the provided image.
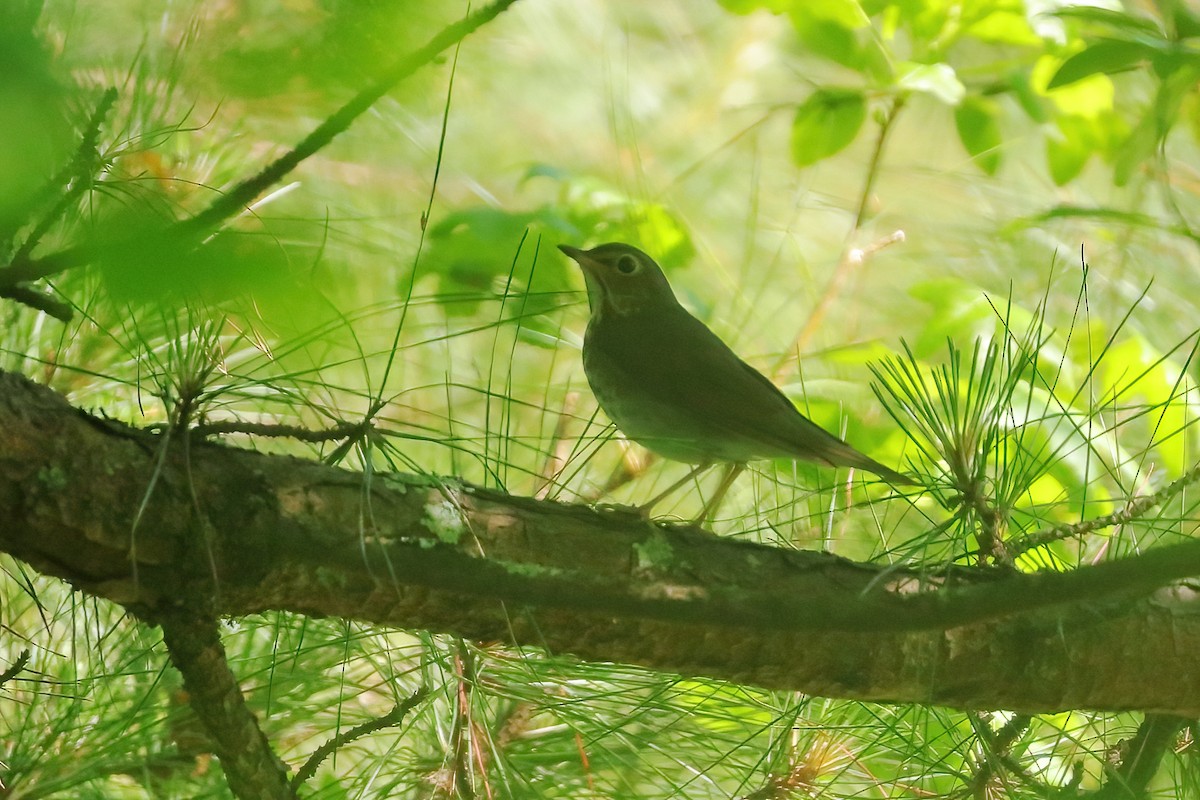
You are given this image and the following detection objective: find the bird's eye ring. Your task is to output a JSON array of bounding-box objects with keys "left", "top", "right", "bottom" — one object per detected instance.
[{"left": 616, "top": 255, "right": 639, "bottom": 274}]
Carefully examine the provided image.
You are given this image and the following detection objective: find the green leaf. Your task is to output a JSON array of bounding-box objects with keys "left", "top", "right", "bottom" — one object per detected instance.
[
  {"left": 1033, "top": 54, "right": 1114, "bottom": 117},
  {"left": 631, "top": 204, "right": 693, "bottom": 266},
  {"left": 1026, "top": 205, "right": 1169, "bottom": 230},
  {"left": 801, "top": 0, "right": 870, "bottom": 28},
  {"left": 966, "top": 10, "right": 1042, "bottom": 46},
  {"left": 954, "top": 96, "right": 1002, "bottom": 176},
  {"left": 1175, "top": 3, "right": 1200, "bottom": 39},
  {"left": 1099, "top": 337, "right": 1198, "bottom": 477},
  {"left": 97, "top": 210, "right": 294, "bottom": 306},
  {"left": 789, "top": 2, "right": 892, "bottom": 77},
  {"left": 1009, "top": 71, "right": 1048, "bottom": 122},
  {"left": 1148, "top": 47, "right": 1200, "bottom": 79},
  {"left": 1112, "top": 67, "right": 1196, "bottom": 185},
  {"left": 1050, "top": 7, "right": 1163, "bottom": 37},
  {"left": 791, "top": 15, "right": 864, "bottom": 69},
  {"left": 1046, "top": 116, "right": 1095, "bottom": 185},
  {"left": 1188, "top": 90, "right": 1200, "bottom": 147},
  {"left": 1047, "top": 39, "right": 1156, "bottom": 89},
  {"left": 897, "top": 62, "right": 965, "bottom": 105},
  {"left": 718, "top": 0, "right": 791, "bottom": 13},
  {"left": 423, "top": 206, "right": 576, "bottom": 316},
  {"left": 903, "top": 280, "right": 1015, "bottom": 362},
  {"left": 790, "top": 89, "right": 867, "bottom": 167},
  {"left": 1150, "top": 65, "right": 1197, "bottom": 132}
]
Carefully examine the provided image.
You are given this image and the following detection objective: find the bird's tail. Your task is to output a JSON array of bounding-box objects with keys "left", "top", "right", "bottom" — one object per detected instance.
[{"left": 821, "top": 437, "right": 917, "bottom": 486}]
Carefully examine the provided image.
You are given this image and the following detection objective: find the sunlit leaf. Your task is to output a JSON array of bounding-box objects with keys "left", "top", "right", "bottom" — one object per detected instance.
[
  {"left": 1033, "top": 54, "right": 1114, "bottom": 117},
  {"left": 1050, "top": 7, "right": 1163, "bottom": 37},
  {"left": 1014, "top": 539, "right": 1072, "bottom": 573},
  {"left": 1175, "top": 3, "right": 1200, "bottom": 38},
  {"left": 670, "top": 680, "right": 775, "bottom": 730},
  {"left": 897, "top": 62, "right": 965, "bottom": 105},
  {"left": 1113, "top": 107, "right": 1159, "bottom": 185},
  {"left": 1047, "top": 39, "right": 1156, "bottom": 89},
  {"left": 966, "top": 10, "right": 1042, "bottom": 46},
  {"left": 631, "top": 204, "right": 692, "bottom": 265},
  {"left": 718, "top": 0, "right": 791, "bottom": 12},
  {"left": 803, "top": 0, "right": 870, "bottom": 28},
  {"left": 1046, "top": 115, "right": 1096, "bottom": 185},
  {"left": 1100, "top": 337, "right": 1200, "bottom": 477},
  {"left": 790, "top": 89, "right": 867, "bottom": 167},
  {"left": 954, "top": 96, "right": 1002, "bottom": 175},
  {"left": 790, "top": 14, "right": 864, "bottom": 70}
]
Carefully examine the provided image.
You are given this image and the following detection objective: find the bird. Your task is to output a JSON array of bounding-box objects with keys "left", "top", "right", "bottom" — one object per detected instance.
[{"left": 558, "top": 241, "right": 915, "bottom": 518}]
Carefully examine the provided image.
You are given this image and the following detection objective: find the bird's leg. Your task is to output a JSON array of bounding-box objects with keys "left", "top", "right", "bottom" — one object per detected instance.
[
  {"left": 636, "top": 462, "right": 713, "bottom": 517},
  {"left": 696, "top": 462, "right": 745, "bottom": 524}
]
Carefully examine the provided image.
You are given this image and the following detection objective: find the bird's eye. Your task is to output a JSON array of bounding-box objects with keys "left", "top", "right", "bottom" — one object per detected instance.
[{"left": 616, "top": 255, "right": 639, "bottom": 274}]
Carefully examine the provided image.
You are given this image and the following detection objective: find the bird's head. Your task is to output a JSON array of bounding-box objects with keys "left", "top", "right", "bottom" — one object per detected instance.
[{"left": 558, "top": 242, "right": 679, "bottom": 319}]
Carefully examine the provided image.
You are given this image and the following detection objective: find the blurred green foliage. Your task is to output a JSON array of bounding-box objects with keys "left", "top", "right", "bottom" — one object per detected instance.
[
  {"left": 206, "top": 0, "right": 444, "bottom": 96},
  {"left": 422, "top": 167, "right": 694, "bottom": 319},
  {"left": 2, "top": 0, "right": 1200, "bottom": 798},
  {"left": 726, "top": 0, "right": 1200, "bottom": 186},
  {"left": 0, "top": 5, "right": 73, "bottom": 248}
]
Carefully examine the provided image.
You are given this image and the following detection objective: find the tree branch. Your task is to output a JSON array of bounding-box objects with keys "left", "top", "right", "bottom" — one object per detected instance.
[
  {"left": 1092, "top": 714, "right": 1189, "bottom": 799},
  {"left": 291, "top": 687, "right": 429, "bottom": 789},
  {"left": 3, "top": 370, "right": 1200, "bottom": 714},
  {"left": 157, "top": 611, "right": 296, "bottom": 800}
]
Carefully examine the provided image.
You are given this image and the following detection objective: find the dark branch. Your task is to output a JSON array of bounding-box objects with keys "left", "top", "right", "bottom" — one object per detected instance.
[
  {"left": 157, "top": 611, "right": 295, "bottom": 800},
  {"left": 0, "top": 284, "right": 72, "bottom": 321},
  {"left": 1092, "top": 714, "right": 1188, "bottom": 799},
  {"left": 291, "top": 687, "right": 430, "bottom": 789},
  {"left": 0, "top": 649, "right": 31, "bottom": 688},
  {"left": 3, "top": 370, "right": 1200, "bottom": 713}
]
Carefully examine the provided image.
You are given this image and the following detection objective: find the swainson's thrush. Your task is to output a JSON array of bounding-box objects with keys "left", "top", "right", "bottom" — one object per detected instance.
[{"left": 560, "top": 242, "right": 914, "bottom": 514}]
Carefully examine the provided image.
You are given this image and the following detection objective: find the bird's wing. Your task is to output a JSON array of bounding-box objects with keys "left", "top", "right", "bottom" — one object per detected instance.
[{"left": 602, "top": 307, "right": 908, "bottom": 479}]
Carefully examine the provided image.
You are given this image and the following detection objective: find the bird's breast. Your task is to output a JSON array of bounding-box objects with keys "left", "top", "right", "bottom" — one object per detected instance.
[{"left": 581, "top": 314, "right": 760, "bottom": 463}]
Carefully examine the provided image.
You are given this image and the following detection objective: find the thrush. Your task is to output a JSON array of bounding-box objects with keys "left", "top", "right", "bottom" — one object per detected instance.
[{"left": 559, "top": 242, "right": 914, "bottom": 516}]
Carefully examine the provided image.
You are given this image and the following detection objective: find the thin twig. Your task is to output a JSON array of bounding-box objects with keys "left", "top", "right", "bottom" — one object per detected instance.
[
  {"left": 192, "top": 419, "right": 366, "bottom": 443},
  {"left": 291, "top": 686, "right": 430, "bottom": 789},
  {"left": 968, "top": 713, "right": 1035, "bottom": 796},
  {"left": 777, "top": 95, "right": 906, "bottom": 372},
  {"left": 0, "top": 284, "right": 73, "bottom": 322},
  {"left": 1011, "top": 460, "right": 1200, "bottom": 555},
  {"left": 0, "top": 649, "right": 31, "bottom": 688},
  {"left": 1094, "top": 714, "right": 1189, "bottom": 799}
]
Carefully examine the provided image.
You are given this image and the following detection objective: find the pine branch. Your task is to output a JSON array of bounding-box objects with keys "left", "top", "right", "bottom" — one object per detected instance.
[
  {"left": 0, "top": 0, "right": 522, "bottom": 294},
  {"left": 157, "top": 611, "right": 295, "bottom": 800},
  {"left": 4, "top": 370, "right": 1200, "bottom": 714}
]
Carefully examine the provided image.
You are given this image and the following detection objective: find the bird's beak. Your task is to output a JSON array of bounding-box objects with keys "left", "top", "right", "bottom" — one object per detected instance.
[
  {"left": 558, "top": 244, "right": 606, "bottom": 312},
  {"left": 558, "top": 244, "right": 603, "bottom": 278},
  {"left": 557, "top": 244, "right": 591, "bottom": 268}
]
